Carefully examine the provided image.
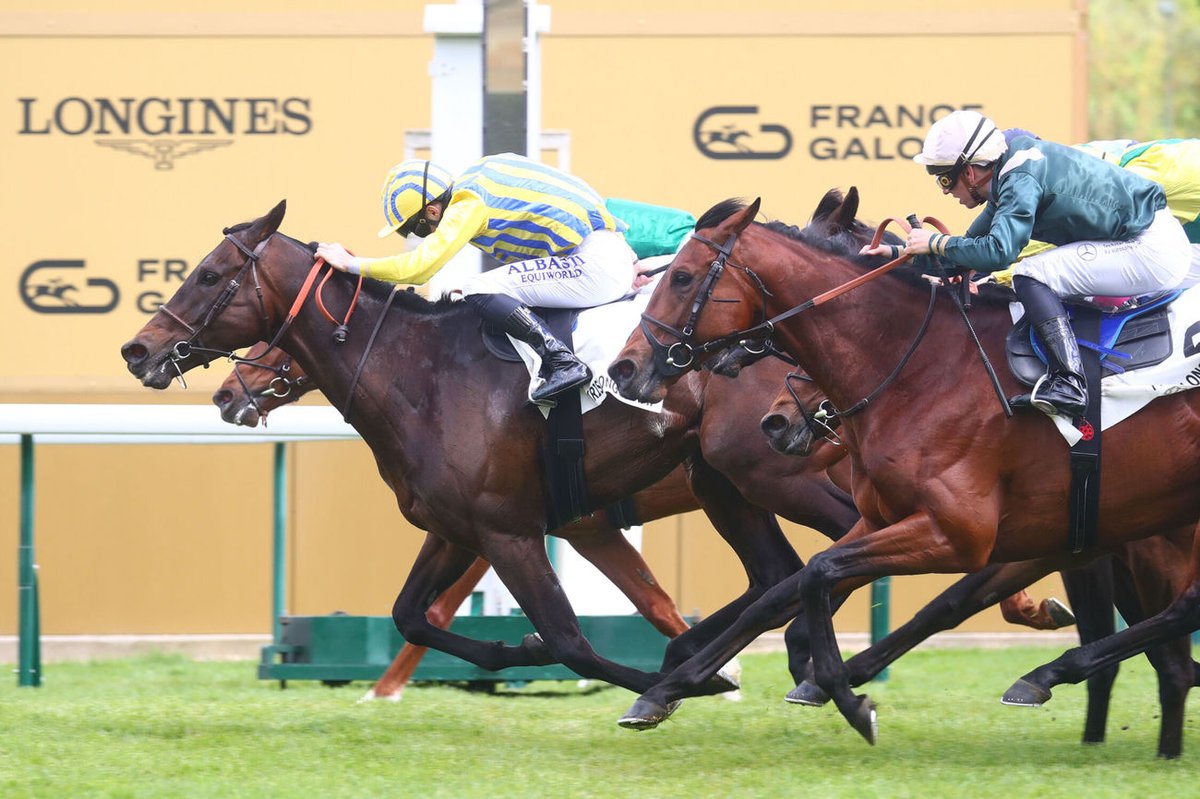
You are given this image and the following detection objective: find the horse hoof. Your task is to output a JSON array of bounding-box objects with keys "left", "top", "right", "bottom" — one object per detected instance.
[
  {"left": 357, "top": 688, "right": 402, "bottom": 704},
  {"left": 784, "top": 680, "right": 830, "bottom": 707},
  {"left": 1044, "top": 597, "right": 1076, "bottom": 628},
  {"left": 522, "top": 633, "right": 555, "bottom": 665},
  {"left": 704, "top": 669, "right": 741, "bottom": 694},
  {"left": 849, "top": 694, "right": 878, "bottom": 745},
  {"left": 1001, "top": 679, "right": 1052, "bottom": 707},
  {"left": 617, "top": 699, "right": 681, "bottom": 730}
]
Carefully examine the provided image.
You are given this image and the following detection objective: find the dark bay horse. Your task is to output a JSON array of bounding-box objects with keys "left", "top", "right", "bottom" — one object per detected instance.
[
  {"left": 120, "top": 200, "right": 846, "bottom": 696},
  {"left": 609, "top": 191, "right": 1200, "bottom": 755}
]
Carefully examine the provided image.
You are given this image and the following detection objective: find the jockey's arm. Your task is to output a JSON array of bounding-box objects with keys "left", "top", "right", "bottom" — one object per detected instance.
[{"left": 318, "top": 195, "right": 489, "bottom": 285}]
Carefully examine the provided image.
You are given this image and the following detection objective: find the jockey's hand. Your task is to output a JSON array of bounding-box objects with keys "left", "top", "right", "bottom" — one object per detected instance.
[
  {"left": 316, "top": 242, "right": 359, "bottom": 273},
  {"left": 858, "top": 243, "right": 895, "bottom": 258},
  {"left": 632, "top": 261, "right": 657, "bottom": 291},
  {"left": 904, "top": 227, "right": 935, "bottom": 255}
]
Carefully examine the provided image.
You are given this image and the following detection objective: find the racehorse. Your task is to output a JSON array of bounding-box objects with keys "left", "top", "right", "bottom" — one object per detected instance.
[
  {"left": 608, "top": 190, "right": 1200, "bottom": 756},
  {"left": 120, "top": 200, "right": 838, "bottom": 697},
  {"left": 758, "top": 361, "right": 1200, "bottom": 756}
]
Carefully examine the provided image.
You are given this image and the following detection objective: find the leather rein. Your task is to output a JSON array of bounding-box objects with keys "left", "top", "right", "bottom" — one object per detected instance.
[{"left": 639, "top": 215, "right": 950, "bottom": 419}]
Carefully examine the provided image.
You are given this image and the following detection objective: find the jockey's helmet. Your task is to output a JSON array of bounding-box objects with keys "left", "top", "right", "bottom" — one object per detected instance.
[
  {"left": 914, "top": 110, "right": 1008, "bottom": 190},
  {"left": 377, "top": 159, "right": 455, "bottom": 238}
]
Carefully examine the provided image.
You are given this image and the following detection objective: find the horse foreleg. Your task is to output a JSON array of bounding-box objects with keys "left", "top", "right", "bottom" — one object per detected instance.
[
  {"left": 363, "top": 556, "right": 491, "bottom": 702},
  {"left": 801, "top": 511, "right": 995, "bottom": 745},
  {"left": 618, "top": 568, "right": 813, "bottom": 730},
  {"left": 391, "top": 535, "right": 555, "bottom": 672},
  {"left": 661, "top": 456, "right": 804, "bottom": 670},
  {"left": 786, "top": 557, "right": 1068, "bottom": 707},
  {"left": 998, "top": 589, "right": 1076, "bottom": 630},
  {"left": 481, "top": 534, "right": 669, "bottom": 694}
]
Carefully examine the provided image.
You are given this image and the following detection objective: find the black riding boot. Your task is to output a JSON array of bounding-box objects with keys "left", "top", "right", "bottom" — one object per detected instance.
[
  {"left": 1009, "top": 276, "right": 1088, "bottom": 418},
  {"left": 464, "top": 293, "right": 591, "bottom": 402}
]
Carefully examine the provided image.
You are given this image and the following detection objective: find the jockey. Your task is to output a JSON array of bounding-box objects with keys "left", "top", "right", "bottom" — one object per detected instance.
[
  {"left": 318, "top": 154, "right": 650, "bottom": 403},
  {"left": 867, "top": 109, "right": 1192, "bottom": 418}
]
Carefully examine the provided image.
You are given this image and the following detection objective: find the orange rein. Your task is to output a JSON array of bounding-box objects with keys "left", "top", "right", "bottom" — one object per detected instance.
[{"left": 804, "top": 215, "right": 951, "bottom": 310}]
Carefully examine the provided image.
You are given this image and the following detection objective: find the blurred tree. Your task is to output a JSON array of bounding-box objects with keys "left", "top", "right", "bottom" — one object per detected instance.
[{"left": 1090, "top": 0, "right": 1200, "bottom": 140}]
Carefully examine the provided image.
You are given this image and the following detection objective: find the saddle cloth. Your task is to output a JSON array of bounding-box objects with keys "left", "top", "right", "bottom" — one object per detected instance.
[
  {"left": 1008, "top": 284, "right": 1200, "bottom": 444},
  {"left": 508, "top": 256, "right": 670, "bottom": 418}
]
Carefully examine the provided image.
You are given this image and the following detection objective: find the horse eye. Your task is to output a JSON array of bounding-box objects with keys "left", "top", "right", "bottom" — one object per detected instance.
[
  {"left": 199, "top": 271, "right": 221, "bottom": 286},
  {"left": 670, "top": 271, "right": 693, "bottom": 288}
]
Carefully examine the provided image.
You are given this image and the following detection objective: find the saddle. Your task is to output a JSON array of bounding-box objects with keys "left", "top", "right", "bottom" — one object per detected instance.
[{"left": 1005, "top": 290, "right": 1181, "bottom": 387}]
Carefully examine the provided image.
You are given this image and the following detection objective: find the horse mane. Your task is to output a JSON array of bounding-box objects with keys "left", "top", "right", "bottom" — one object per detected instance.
[{"left": 696, "top": 195, "right": 1014, "bottom": 308}]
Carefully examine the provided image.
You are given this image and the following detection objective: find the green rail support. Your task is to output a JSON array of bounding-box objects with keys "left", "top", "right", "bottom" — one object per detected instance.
[
  {"left": 870, "top": 577, "right": 890, "bottom": 683},
  {"left": 18, "top": 434, "right": 41, "bottom": 687}
]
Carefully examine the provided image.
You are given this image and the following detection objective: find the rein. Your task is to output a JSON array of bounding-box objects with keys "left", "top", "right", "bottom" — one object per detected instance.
[{"left": 639, "top": 216, "right": 945, "bottom": 421}]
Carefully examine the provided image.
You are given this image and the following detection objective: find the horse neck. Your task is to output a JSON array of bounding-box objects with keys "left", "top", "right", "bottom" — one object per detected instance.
[
  {"left": 259, "top": 257, "right": 472, "bottom": 431},
  {"left": 751, "top": 234, "right": 1001, "bottom": 418}
]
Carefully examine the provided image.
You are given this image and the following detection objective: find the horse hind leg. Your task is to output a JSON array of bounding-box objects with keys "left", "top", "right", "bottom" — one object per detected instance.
[
  {"left": 363, "top": 556, "right": 491, "bottom": 702},
  {"left": 1059, "top": 557, "right": 1118, "bottom": 745}
]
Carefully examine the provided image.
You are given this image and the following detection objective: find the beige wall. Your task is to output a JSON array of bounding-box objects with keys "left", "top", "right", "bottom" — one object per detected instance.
[{"left": 1, "top": 2, "right": 1082, "bottom": 637}]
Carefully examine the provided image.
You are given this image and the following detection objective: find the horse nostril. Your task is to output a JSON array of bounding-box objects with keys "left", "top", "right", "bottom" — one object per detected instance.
[
  {"left": 608, "top": 359, "right": 634, "bottom": 383},
  {"left": 121, "top": 341, "right": 148, "bottom": 364},
  {"left": 213, "top": 389, "right": 233, "bottom": 408},
  {"left": 760, "top": 413, "right": 790, "bottom": 438}
]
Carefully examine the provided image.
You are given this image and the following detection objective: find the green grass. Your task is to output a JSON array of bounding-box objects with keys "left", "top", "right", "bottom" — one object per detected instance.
[{"left": 0, "top": 648, "right": 1192, "bottom": 798}]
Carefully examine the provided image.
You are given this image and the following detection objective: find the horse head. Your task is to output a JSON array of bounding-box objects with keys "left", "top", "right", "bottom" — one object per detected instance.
[
  {"left": 759, "top": 372, "right": 843, "bottom": 458},
  {"left": 121, "top": 201, "right": 290, "bottom": 389},
  {"left": 609, "top": 197, "right": 764, "bottom": 403},
  {"left": 212, "top": 341, "right": 314, "bottom": 427}
]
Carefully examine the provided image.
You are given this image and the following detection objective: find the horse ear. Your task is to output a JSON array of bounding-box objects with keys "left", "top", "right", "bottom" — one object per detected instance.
[
  {"left": 811, "top": 188, "right": 844, "bottom": 223},
  {"left": 829, "top": 187, "right": 859, "bottom": 232},
  {"left": 264, "top": 200, "right": 287, "bottom": 234},
  {"left": 731, "top": 197, "right": 761, "bottom": 234}
]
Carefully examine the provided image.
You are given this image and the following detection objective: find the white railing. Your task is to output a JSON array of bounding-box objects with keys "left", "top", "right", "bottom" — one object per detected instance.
[{"left": 1, "top": 403, "right": 357, "bottom": 687}]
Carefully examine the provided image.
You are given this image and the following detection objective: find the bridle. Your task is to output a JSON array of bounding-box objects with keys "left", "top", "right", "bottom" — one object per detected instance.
[
  {"left": 639, "top": 216, "right": 946, "bottom": 418},
  {"left": 154, "top": 231, "right": 275, "bottom": 387},
  {"left": 227, "top": 352, "right": 311, "bottom": 422},
  {"left": 780, "top": 371, "right": 843, "bottom": 456},
  {"left": 152, "top": 229, "right": 365, "bottom": 391},
  {"left": 638, "top": 229, "right": 774, "bottom": 377}
]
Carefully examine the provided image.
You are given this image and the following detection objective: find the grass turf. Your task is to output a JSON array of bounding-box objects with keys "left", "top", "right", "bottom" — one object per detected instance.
[{"left": 0, "top": 647, "right": 1192, "bottom": 798}]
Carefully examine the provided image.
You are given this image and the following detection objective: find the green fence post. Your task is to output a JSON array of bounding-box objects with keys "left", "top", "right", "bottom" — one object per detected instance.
[
  {"left": 18, "top": 434, "right": 41, "bottom": 687},
  {"left": 869, "top": 577, "right": 890, "bottom": 683},
  {"left": 272, "top": 442, "right": 287, "bottom": 644}
]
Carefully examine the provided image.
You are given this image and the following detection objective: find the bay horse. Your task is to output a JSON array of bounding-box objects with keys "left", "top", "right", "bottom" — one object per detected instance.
[
  {"left": 608, "top": 191, "right": 1200, "bottom": 755},
  {"left": 120, "top": 200, "right": 847, "bottom": 697},
  {"left": 758, "top": 361, "right": 1200, "bottom": 755}
]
